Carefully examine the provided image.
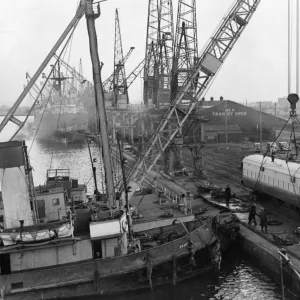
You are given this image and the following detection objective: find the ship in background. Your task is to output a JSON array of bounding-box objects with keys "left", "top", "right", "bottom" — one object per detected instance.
[{"left": 30, "top": 59, "right": 91, "bottom": 143}]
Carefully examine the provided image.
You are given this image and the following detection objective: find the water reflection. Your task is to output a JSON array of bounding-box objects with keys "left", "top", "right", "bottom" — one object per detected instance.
[
  {"left": 29, "top": 139, "right": 104, "bottom": 195},
  {"left": 81, "top": 254, "right": 286, "bottom": 300}
]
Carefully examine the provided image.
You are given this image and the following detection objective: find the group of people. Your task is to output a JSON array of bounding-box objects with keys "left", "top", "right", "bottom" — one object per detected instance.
[
  {"left": 248, "top": 202, "right": 268, "bottom": 233},
  {"left": 224, "top": 185, "right": 268, "bottom": 233}
]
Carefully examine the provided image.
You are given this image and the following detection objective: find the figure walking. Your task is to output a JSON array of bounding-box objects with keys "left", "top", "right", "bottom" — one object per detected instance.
[
  {"left": 248, "top": 203, "right": 257, "bottom": 225},
  {"left": 225, "top": 185, "right": 231, "bottom": 205},
  {"left": 259, "top": 208, "right": 268, "bottom": 233}
]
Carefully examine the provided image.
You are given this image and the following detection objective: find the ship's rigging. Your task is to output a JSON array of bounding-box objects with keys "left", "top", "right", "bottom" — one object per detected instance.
[{"left": 0, "top": 0, "right": 263, "bottom": 208}]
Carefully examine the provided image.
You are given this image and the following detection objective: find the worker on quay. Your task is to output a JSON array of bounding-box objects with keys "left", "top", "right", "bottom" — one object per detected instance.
[
  {"left": 225, "top": 184, "right": 231, "bottom": 205},
  {"left": 259, "top": 208, "right": 268, "bottom": 233},
  {"left": 271, "top": 148, "right": 275, "bottom": 162},
  {"left": 248, "top": 203, "right": 257, "bottom": 226}
]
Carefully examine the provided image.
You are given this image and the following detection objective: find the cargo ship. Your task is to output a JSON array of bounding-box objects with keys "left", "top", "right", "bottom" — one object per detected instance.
[{"left": 33, "top": 62, "right": 89, "bottom": 144}]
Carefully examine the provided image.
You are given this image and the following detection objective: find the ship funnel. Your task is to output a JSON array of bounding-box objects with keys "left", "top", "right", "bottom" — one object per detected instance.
[{"left": 0, "top": 141, "right": 35, "bottom": 228}]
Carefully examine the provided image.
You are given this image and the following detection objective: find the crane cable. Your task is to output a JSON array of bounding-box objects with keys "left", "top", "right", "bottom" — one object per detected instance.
[
  {"left": 251, "top": 0, "right": 298, "bottom": 195},
  {"left": 251, "top": 117, "right": 291, "bottom": 194}
]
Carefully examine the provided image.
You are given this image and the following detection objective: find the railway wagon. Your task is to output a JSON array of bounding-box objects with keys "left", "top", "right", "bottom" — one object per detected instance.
[{"left": 242, "top": 154, "right": 300, "bottom": 209}]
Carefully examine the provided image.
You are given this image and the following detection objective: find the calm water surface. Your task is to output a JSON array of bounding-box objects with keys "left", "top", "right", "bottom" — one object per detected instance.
[
  {"left": 81, "top": 252, "right": 286, "bottom": 300},
  {"left": 0, "top": 118, "right": 287, "bottom": 299}
]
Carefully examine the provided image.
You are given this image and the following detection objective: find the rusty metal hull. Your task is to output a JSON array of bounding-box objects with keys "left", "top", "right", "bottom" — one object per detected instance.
[{"left": 0, "top": 220, "right": 234, "bottom": 300}]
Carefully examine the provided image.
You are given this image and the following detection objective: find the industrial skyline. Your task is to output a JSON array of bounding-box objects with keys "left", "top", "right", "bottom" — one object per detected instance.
[{"left": 0, "top": 0, "right": 293, "bottom": 107}]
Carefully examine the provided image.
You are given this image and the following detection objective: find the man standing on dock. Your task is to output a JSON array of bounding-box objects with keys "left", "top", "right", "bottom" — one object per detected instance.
[
  {"left": 225, "top": 185, "right": 231, "bottom": 205},
  {"left": 248, "top": 203, "right": 257, "bottom": 225},
  {"left": 259, "top": 208, "right": 268, "bottom": 233}
]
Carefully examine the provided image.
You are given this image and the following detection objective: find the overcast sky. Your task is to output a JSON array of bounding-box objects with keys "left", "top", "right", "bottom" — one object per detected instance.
[{"left": 0, "top": 0, "right": 294, "bottom": 107}]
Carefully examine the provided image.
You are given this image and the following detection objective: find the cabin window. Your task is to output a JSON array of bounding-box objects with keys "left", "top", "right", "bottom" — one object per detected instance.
[
  {"left": 251, "top": 171, "right": 253, "bottom": 178},
  {"left": 268, "top": 177, "right": 272, "bottom": 185},
  {"left": 52, "top": 198, "right": 60, "bottom": 206},
  {"left": 243, "top": 169, "right": 247, "bottom": 176},
  {"left": 0, "top": 254, "right": 11, "bottom": 275},
  {"left": 263, "top": 175, "right": 266, "bottom": 182},
  {"left": 278, "top": 181, "right": 283, "bottom": 189}
]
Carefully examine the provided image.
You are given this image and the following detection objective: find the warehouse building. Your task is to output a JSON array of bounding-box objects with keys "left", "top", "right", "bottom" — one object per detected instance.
[{"left": 183, "top": 100, "right": 288, "bottom": 143}]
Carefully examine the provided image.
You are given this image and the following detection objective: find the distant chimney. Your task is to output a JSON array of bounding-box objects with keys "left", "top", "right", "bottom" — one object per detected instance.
[
  {"left": 220, "top": 96, "right": 224, "bottom": 101},
  {"left": 210, "top": 97, "right": 214, "bottom": 101}
]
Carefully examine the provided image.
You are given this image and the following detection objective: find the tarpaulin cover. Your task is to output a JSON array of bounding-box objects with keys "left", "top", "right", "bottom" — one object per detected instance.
[
  {"left": 0, "top": 141, "right": 25, "bottom": 169},
  {"left": 0, "top": 167, "right": 34, "bottom": 228}
]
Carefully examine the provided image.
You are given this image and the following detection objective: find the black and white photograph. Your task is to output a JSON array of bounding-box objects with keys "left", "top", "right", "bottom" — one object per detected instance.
[{"left": 0, "top": 0, "right": 299, "bottom": 299}]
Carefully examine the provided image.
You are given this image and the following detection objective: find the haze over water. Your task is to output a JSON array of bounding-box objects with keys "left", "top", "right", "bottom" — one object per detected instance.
[{"left": 0, "top": 117, "right": 287, "bottom": 299}]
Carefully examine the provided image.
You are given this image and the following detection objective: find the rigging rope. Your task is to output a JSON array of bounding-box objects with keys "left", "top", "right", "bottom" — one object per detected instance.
[
  {"left": 252, "top": 116, "right": 291, "bottom": 193},
  {"left": 29, "top": 21, "right": 80, "bottom": 154}
]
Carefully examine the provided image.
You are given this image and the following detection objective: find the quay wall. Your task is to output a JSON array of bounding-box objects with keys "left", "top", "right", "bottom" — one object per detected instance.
[{"left": 238, "top": 225, "right": 300, "bottom": 299}]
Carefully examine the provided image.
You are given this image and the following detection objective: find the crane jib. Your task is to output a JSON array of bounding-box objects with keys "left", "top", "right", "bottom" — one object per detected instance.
[{"left": 120, "top": 0, "right": 262, "bottom": 195}]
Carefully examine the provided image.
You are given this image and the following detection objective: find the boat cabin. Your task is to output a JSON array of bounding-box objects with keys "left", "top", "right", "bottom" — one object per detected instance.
[
  {"left": 45, "top": 169, "right": 87, "bottom": 204},
  {"left": 34, "top": 185, "right": 67, "bottom": 222}
]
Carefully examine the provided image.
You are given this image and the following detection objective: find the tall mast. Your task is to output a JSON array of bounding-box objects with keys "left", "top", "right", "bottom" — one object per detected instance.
[{"left": 85, "top": 0, "right": 115, "bottom": 207}]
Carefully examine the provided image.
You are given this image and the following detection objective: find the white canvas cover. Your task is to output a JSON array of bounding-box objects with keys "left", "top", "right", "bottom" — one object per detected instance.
[
  {"left": 0, "top": 167, "right": 34, "bottom": 228},
  {"left": 0, "top": 141, "right": 34, "bottom": 229}
]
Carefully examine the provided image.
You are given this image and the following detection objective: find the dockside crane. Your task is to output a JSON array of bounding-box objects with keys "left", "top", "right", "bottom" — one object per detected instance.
[
  {"left": 157, "top": 0, "right": 174, "bottom": 100},
  {"left": 143, "top": 0, "right": 160, "bottom": 106},
  {"left": 121, "top": 0, "right": 262, "bottom": 199},
  {"left": 102, "top": 47, "right": 135, "bottom": 92},
  {"left": 125, "top": 58, "right": 145, "bottom": 89},
  {"left": 112, "top": 9, "right": 129, "bottom": 106},
  {"left": 170, "top": 0, "right": 198, "bottom": 101}
]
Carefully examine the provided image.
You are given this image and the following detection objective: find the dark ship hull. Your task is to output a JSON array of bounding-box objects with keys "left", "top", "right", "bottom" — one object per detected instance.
[
  {"left": 1, "top": 215, "right": 239, "bottom": 300},
  {"left": 34, "top": 109, "right": 88, "bottom": 143}
]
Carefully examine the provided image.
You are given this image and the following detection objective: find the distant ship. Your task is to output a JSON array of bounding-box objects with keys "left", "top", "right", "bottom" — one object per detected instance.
[
  {"left": 34, "top": 95, "right": 88, "bottom": 143},
  {"left": 32, "top": 62, "right": 90, "bottom": 143}
]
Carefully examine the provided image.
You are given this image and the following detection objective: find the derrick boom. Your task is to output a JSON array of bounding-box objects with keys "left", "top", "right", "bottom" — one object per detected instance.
[
  {"left": 126, "top": 58, "right": 145, "bottom": 88},
  {"left": 124, "top": 0, "right": 262, "bottom": 190}
]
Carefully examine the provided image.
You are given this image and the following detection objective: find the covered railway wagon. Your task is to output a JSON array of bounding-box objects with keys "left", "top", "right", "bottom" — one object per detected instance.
[{"left": 242, "top": 154, "right": 300, "bottom": 209}]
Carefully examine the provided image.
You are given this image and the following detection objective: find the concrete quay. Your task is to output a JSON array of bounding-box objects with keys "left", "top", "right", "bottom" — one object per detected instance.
[{"left": 111, "top": 144, "right": 300, "bottom": 297}]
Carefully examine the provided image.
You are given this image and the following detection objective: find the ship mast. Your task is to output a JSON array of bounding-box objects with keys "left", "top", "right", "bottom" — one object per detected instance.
[{"left": 85, "top": 0, "right": 116, "bottom": 207}]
